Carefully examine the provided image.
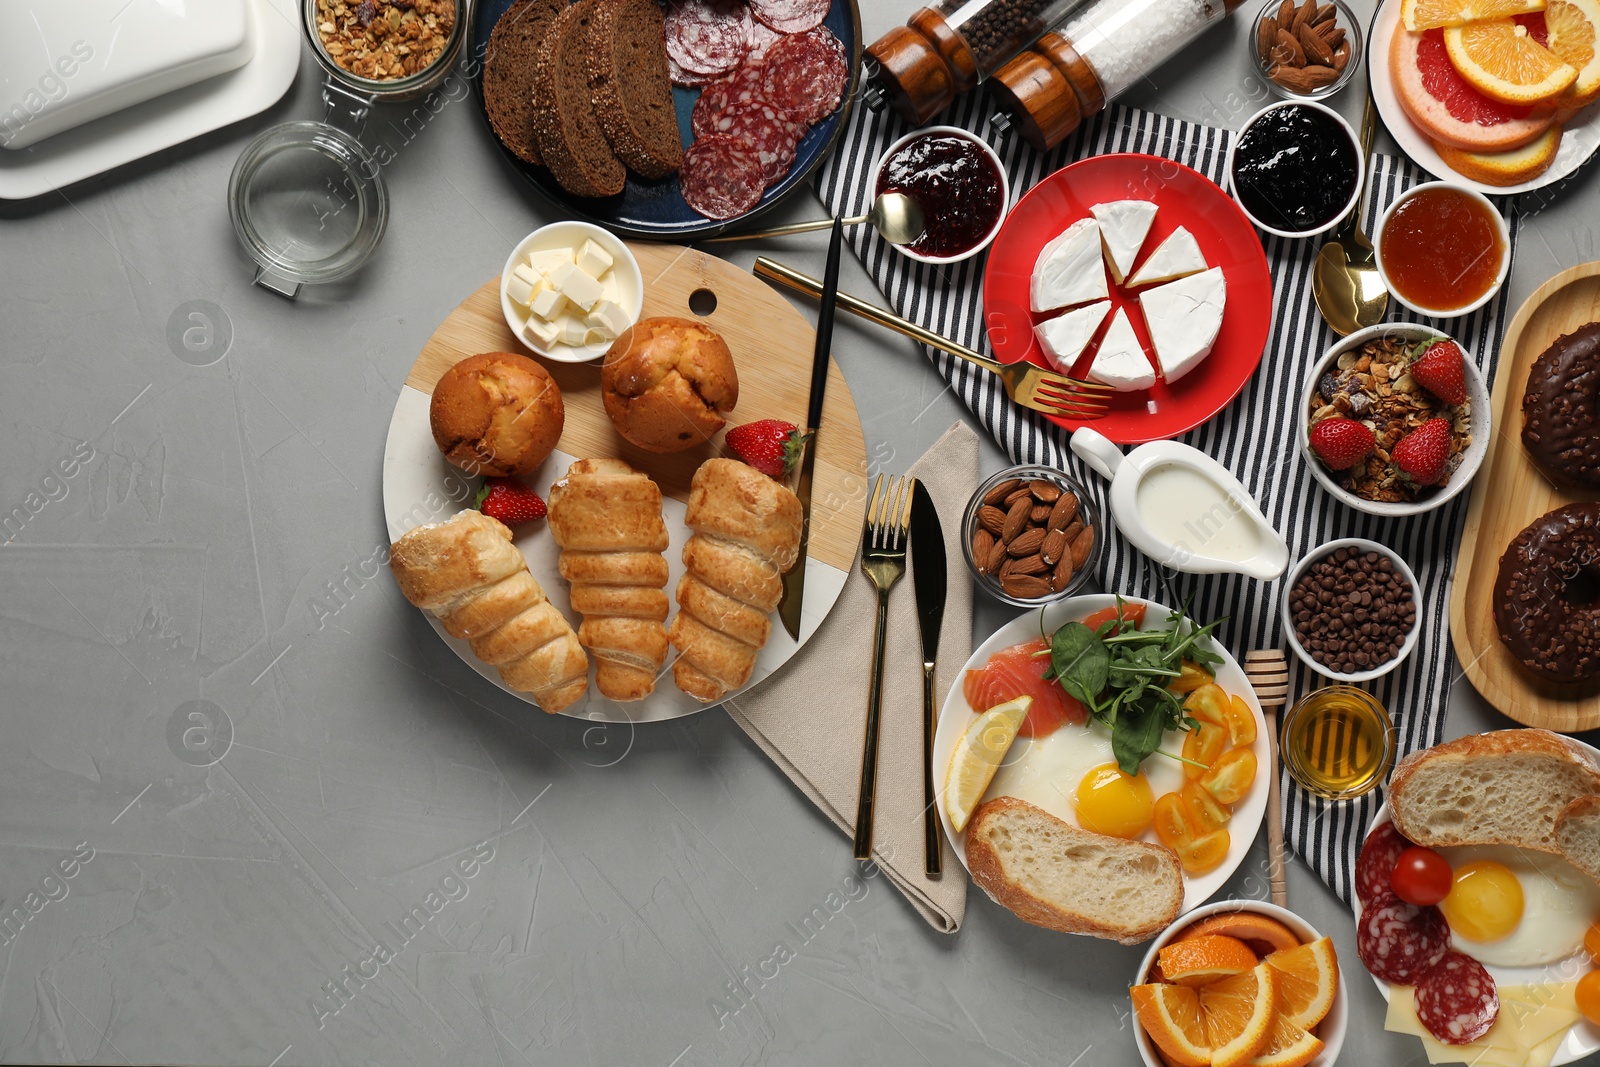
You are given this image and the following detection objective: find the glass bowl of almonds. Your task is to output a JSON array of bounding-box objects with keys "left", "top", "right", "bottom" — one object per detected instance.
[
  {"left": 1251, "top": 0, "right": 1360, "bottom": 102},
  {"left": 963, "top": 465, "right": 1102, "bottom": 607}
]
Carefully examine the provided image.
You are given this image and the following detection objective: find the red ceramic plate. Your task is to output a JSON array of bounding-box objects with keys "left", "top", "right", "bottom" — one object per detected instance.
[{"left": 983, "top": 153, "right": 1273, "bottom": 444}]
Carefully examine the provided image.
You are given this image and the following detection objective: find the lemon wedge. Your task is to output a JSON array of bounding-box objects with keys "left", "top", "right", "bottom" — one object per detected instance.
[{"left": 945, "top": 696, "right": 1031, "bottom": 833}]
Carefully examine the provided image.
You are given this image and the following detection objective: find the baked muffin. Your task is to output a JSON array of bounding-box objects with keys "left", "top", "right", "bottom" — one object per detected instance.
[
  {"left": 601, "top": 317, "right": 738, "bottom": 453},
  {"left": 430, "top": 352, "right": 564, "bottom": 476}
]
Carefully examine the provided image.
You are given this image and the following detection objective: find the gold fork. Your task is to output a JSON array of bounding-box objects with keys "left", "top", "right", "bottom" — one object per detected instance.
[
  {"left": 853, "top": 473, "right": 916, "bottom": 860},
  {"left": 753, "top": 258, "right": 1113, "bottom": 421}
]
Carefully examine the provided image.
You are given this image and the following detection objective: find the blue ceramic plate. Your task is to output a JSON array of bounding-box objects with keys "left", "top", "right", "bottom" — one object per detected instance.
[{"left": 470, "top": 0, "right": 862, "bottom": 240}]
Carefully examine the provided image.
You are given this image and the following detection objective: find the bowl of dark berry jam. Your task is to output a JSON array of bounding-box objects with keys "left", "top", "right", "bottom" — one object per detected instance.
[
  {"left": 1225, "top": 100, "right": 1362, "bottom": 239},
  {"left": 874, "top": 126, "right": 1010, "bottom": 264},
  {"left": 1373, "top": 182, "right": 1509, "bottom": 318}
]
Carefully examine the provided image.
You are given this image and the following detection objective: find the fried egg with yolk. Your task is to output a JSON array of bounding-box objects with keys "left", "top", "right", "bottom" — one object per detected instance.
[{"left": 1437, "top": 845, "right": 1600, "bottom": 968}]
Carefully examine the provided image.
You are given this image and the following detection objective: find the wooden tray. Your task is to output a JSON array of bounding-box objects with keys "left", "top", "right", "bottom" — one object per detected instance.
[
  {"left": 1450, "top": 261, "right": 1600, "bottom": 732},
  {"left": 384, "top": 242, "right": 869, "bottom": 722}
]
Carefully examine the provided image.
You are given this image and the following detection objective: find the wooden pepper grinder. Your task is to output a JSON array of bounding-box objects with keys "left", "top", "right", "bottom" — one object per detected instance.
[
  {"left": 866, "top": 0, "right": 1092, "bottom": 124},
  {"left": 989, "top": 0, "right": 1248, "bottom": 152}
]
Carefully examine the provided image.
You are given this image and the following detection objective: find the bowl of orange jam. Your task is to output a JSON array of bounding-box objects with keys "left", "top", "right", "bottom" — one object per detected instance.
[{"left": 1373, "top": 182, "right": 1510, "bottom": 319}]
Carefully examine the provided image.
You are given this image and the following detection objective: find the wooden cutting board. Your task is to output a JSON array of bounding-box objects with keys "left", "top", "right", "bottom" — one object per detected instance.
[
  {"left": 405, "top": 243, "right": 870, "bottom": 574},
  {"left": 1450, "top": 260, "right": 1600, "bottom": 732}
]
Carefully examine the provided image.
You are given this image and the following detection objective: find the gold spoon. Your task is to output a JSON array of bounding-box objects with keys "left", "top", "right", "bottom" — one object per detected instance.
[
  {"left": 1312, "top": 91, "right": 1389, "bottom": 336},
  {"left": 702, "top": 191, "right": 926, "bottom": 246}
]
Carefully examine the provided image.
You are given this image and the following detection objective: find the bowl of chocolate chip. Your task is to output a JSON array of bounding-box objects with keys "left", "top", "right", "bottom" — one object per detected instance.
[{"left": 1281, "top": 538, "right": 1420, "bottom": 682}]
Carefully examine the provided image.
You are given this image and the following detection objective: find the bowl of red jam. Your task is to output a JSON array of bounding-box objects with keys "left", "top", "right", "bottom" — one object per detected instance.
[
  {"left": 1225, "top": 100, "right": 1362, "bottom": 239},
  {"left": 873, "top": 126, "right": 1010, "bottom": 264},
  {"left": 1373, "top": 182, "right": 1510, "bottom": 318}
]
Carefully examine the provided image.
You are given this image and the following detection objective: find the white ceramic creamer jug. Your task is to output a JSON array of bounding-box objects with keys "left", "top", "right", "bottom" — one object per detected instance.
[{"left": 1070, "top": 428, "right": 1288, "bottom": 580}]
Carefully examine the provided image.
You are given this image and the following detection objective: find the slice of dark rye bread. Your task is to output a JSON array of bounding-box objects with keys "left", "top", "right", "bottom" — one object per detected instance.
[
  {"left": 481, "top": 0, "right": 567, "bottom": 166},
  {"left": 529, "top": 0, "right": 627, "bottom": 198},
  {"left": 587, "top": 0, "right": 684, "bottom": 179}
]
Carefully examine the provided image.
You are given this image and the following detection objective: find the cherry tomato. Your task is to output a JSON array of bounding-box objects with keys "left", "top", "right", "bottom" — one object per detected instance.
[
  {"left": 1181, "top": 779, "right": 1231, "bottom": 834},
  {"left": 1082, "top": 602, "right": 1147, "bottom": 635},
  {"left": 1225, "top": 695, "right": 1258, "bottom": 748},
  {"left": 1183, "top": 722, "right": 1228, "bottom": 780},
  {"left": 1184, "top": 684, "right": 1230, "bottom": 728},
  {"left": 1177, "top": 829, "right": 1231, "bottom": 875},
  {"left": 1153, "top": 792, "right": 1197, "bottom": 850},
  {"left": 1169, "top": 660, "right": 1215, "bottom": 694},
  {"left": 1391, "top": 846, "right": 1453, "bottom": 907},
  {"left": 1576, "top": 971, "right": 1600, "bottom": 1027},
  {"left": 1200, "top": 748, "right": 1257, "bottom": 805}
]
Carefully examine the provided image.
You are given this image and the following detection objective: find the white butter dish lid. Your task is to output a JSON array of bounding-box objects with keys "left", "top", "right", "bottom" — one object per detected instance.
[{"left": 0, "top": 0, "right": 254, "bottom": 150}]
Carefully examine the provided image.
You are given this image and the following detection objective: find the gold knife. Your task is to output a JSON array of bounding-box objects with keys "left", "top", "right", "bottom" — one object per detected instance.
[{"left": 776, "top": 217, "right": 846, "bottom": 643}]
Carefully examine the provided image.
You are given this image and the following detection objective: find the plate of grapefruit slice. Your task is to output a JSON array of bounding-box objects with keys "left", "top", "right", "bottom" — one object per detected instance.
[{"left": 1370, "top": 0, "right": 1600, "bottom": 194}]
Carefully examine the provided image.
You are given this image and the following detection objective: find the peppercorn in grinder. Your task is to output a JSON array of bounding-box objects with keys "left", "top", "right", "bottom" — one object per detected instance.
[{"left": 864, "top": 0, "right": 1093, "bottom": 124}]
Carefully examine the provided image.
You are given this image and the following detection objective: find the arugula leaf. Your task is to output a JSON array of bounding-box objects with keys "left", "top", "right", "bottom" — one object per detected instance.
[
  {"left": 1047, "top": 622, "right": 1109, "bottom": 708},
  {"left": 1111, "top": 701, "right": 1167, "bottom": 775}
]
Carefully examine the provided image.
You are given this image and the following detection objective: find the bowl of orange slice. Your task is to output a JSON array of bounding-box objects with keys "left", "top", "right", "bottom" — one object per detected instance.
[{"left": 1131, "top": 900, "right": 1347, "bottom": 1067}]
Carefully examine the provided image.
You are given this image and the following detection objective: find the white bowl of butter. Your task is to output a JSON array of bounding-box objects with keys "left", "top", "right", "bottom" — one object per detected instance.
[{"left": 500, "top": 222, "right": 643, "bottom": 364}]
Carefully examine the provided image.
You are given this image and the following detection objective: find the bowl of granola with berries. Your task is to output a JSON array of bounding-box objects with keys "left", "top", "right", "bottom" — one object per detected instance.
[{"left": 1298, "top": 323, "right": 1489, "bottom": 518}]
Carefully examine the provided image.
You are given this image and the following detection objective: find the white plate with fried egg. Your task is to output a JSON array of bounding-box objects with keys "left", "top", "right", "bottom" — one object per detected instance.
[
  {"left": 933, "top": 594, "right": 1270, "bottom": 919},
  {"left": 1358, "top": 787, "right": 1600, "bottom": 1067}
]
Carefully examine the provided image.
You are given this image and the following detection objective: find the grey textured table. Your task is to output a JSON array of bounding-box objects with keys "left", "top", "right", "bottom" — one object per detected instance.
[{"left": 2, "top": 1, "right": 1598, "bottom": 1064}]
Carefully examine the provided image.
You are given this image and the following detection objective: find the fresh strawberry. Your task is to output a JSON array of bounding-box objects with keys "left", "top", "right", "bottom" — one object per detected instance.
[
  {"left": 725, "top": 419, "right": 809, "bottom": 479},
  {"left": 1392, "top": 418, "right": 1454, "bottom": 485},
  {"left": 1408, "top": 339, "right": 1467, "bottom": 405},
  {"left": 476, "top": 477, "right": 546, "bottom": 525},
  {"left": 1309, "top": 417, "right": 1376, "bottom": 471}
]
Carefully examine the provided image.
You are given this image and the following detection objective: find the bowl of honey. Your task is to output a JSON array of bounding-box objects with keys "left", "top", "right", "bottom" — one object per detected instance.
[
  {"left": 1373, "top": 182, "right": 1510, "bottom": 319},
  {"left": 1279, "top": 685, "right": 1396, "bottom": 800}
]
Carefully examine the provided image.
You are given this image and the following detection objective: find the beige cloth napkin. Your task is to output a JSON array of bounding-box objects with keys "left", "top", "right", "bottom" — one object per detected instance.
[{"left": 725, "top": 422, "right": 979, "bottom": 933}]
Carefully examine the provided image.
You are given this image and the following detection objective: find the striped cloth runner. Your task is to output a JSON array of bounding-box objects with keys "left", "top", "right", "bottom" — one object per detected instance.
[{"left": 814, "top": 96, "right": 1517, "bottom": 905}]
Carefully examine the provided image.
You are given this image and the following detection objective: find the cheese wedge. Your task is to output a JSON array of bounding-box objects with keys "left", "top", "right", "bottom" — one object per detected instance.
[
  {"left": 1086, "top": 307, "right": 1155, "bottom": 392},
  {"left": 1139, "top": 266, "right": 1226, "bottom": 385},
  {"left": 1091, "top": 200, "right": 1158, "bottom": 284},
  {"left": 1034, "top": 300, "right": 1112, "bottom": 372},
  {"left": 1128, "top": 226, "right": 1208, "bottom": 286},
  {"left": 1031, "top": 218, "right": 1108, "bottom": 312}
]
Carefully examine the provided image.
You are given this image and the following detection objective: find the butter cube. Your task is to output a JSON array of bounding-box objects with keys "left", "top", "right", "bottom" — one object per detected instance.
[
  {"left": 576, "top": 238, "right": 613, "bottom": 279},
  {"left": 585, "top": 299, "right": 631, "bottom": 342},
  {"left": 522, "top": 315, "right": 562, "bottom": 348},
  {"left": 529, "top": 287, "right": 566, "bottom": 322},
  {"left": 600, "top": 271, "right": 621, "bottom": 304},
  {"left": 528, "top": 247, "right": 573, "bottom": 276},
  {"left": 505, "top": 270, "right": 537, "bottom": 306},
  {"left": 557, "top": 314, "right": 590, "bottom": 347},
  {"left": 547, "top": 260, "right": 605, "bottom": 312}
]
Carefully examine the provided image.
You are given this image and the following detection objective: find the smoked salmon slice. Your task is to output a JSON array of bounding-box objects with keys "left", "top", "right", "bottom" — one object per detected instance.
[{"left": 962, "top": 638, "right": 1087, "bottom": 737}]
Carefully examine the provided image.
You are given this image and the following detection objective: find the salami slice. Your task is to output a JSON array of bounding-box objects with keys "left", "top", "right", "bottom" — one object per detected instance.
[
  {"left": 751, "top": 0, "right": 829, "bottom": 34},
  {"left": 1356, "top": 821, "right": 1410, "bottom": 907},
  {"left": 679, "top": 134, "right": 766, "bottom": 220},
  {"left": 760, "top": 27, "right": 848, "bottom": 126},
  {"left": 745, "top": 17, "right": 785, "bottom": 56},
  {"left": 1416, "top": 951, "right": 1500, "bottom": 1045},
  {"left": 691, "top": 61, "right": 769, "bottom": 140},
  {"left": 1357, "top": 898, "right": 1450, "bottom": 985},
  {"left": 665, "top": 0, "right": 750, "bottom": 77},
  {"left": 669, "top": 55, "right": 718, "bottom": 87},
  {"left": 706, "top": 102, "right": 801, "bottom": 186}
]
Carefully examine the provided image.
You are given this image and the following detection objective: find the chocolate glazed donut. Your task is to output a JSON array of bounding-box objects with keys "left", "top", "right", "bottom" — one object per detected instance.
[
  {"left": 1522, "top": 322, "right": 1600, "bottom": 488},
  {"left": 1493, "top": 503, "right": 1600, "bottom": 683}
]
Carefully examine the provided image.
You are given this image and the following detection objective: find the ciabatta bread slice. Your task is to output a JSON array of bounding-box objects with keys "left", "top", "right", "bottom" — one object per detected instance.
[
  {"left": 964, "top": 797, "right": 1183, "bottom": 945},
  {"left": 1556, "top": 795, "right": 1600, "bottom": 885},
  {"left": 1388, "top": 729, "right": 1600, "bottom": 854}
]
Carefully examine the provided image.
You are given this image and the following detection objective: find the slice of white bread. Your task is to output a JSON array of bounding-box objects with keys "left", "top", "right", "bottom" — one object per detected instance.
[
  {"left": 1555, "top": 795, "right": 1600, "bottom": 886},
  {"left": 1388, "top": 729, "right": 1600, "bottom": 854},
  {"left": 964, "top": 796, "right": 1183, "bottom": 945}
]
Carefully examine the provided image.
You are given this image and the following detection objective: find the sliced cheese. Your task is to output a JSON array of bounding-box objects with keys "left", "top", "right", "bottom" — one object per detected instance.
[
  {"left": 1128, "top": 226, "right": 1208, "bottom": 286},
  {"left": 1030, "top": 218, "right": 1108, "bottom": 312},
  {"left": 1385, "top": 981, "right": 1583, "bottom": 1067},
  {"left": 1138, "top": 266, "right": 1226, "bottom": 385},
  {"left": 1034, "top": 300, "right": 1112, "bottom": 372},
  {"left": 1086, "top": 307, "right": 1155, "bottom": 392},
  {"left": 1090, "top": 200, "right": 1158, "bottom": 284}
]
